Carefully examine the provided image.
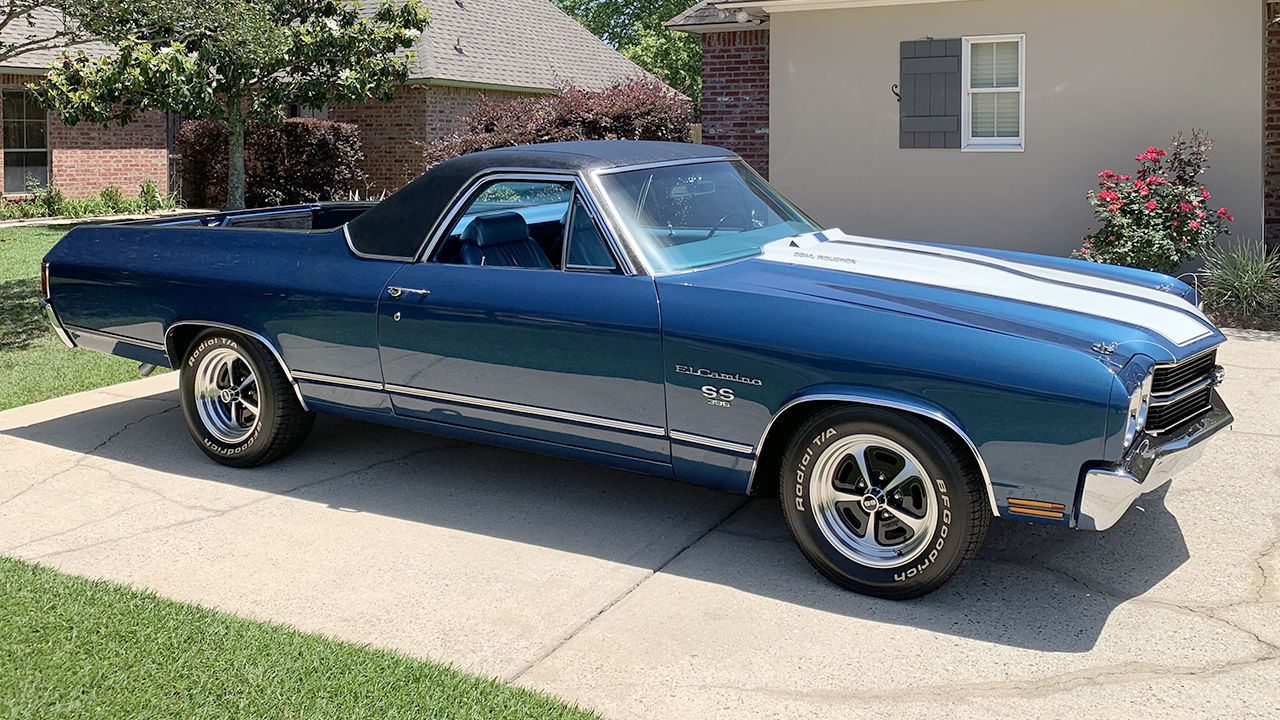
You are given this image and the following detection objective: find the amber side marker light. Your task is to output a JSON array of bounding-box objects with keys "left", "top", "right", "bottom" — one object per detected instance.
[
  {"left": 41, "top": 262, "right": 50, "bottom": 298},
  {"left": 1007, "top": 498, "right": 1065, "bottom": 519}
]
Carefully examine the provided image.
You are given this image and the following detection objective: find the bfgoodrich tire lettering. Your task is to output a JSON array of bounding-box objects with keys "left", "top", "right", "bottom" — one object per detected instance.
[
  {"left": 779, "top": 405, "right": 989, "bottom": 599},
  {"left": 179, "top": 330, "right": 315, "bottom": 468}
]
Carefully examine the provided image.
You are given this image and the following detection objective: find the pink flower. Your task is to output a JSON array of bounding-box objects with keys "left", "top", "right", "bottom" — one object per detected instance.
[
  {"left": 1190, "top": 221, "right": 1202, "bottom": 230},
  {"left": 1178, "top": 201, "right": 1193, "bottom": 212},
  {"left": 1120, "top": 175, "right": 1133, "bottom": 181},
  {"left": 1134, "top": 179, "right": 1146, "bottom": 188},
  {"left": 1172, "top": 221, "right": 1181, "bottom": 227},
  {"left": 1228, "top": 214, "right": 1235, "bottom": 222},
  {"left": 1197, "top": 211, "right": 1207, "bottom": 219},
  {"left": 1108, "top": 204, "right": 1121, "bottom": 213},
  {"left": 1151, "top": 176, "right": 1167, "bottom": 185},
  {"left": 1201, "top": 191, "right": 1212, "bottom": 199},
  {"left": 1139, "top": 188, "right": 1151, "bottom": 197},
  {"left": 1218, "top": 207, "right": 1230, "bottom": 216},
  {"left": 1099, "top": 191, "right": 1119, "bottom": 202},
  {"left": 1145, "top": 200, "right": 1158, "bottom": 211}
]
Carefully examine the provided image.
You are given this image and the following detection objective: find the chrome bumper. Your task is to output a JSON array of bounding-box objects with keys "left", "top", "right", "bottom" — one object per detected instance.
[
  {"left": 1078, "top": 390, "right": 1233, "bottom": 531},
  {"left": 40, "top": 299, "right": 76, "bottom": 349}
]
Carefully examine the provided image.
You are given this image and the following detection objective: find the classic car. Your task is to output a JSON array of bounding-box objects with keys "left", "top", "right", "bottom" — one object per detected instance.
[{"left": 40, "top": 141, "right": 1233, "bottom": 599}]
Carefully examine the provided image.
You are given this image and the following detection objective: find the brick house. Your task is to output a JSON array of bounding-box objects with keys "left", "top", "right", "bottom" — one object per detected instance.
[
  {"left": 671, "top": 0, "right": 1276, "bottom": 256},
  {"left": 0, "top": 1, "right": 648, "bottom": 200}
]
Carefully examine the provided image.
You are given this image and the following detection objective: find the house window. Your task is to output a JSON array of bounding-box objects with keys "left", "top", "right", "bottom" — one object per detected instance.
[
  {"left": 3, "top": 91, "right": 49, "bottom": 193},
  {"left": 962, "top": 35, "right": 1025, "bottom": 152}
]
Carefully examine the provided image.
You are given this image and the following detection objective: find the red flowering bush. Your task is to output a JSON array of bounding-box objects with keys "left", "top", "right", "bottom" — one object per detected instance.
[
  {"left": 1074, "top": 130, "right": 1231, "bottom": 273},
  {"left": 423, "top": 78, "right": 692, "bottom": 167}
]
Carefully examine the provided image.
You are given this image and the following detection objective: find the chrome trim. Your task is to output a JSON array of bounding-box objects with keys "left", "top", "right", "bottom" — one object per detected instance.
[
  {"left": 164, "top": 321, "right": 309, "bottom": 412},
  {"left": 387, "top": 287, "right": 430, "bottom": 298},
  {"left": 670, "top": 430, "right": 755, "bottom": 455},
  {"left": 1151, "top": 354, "right": 1220, "bottom": 398},
  {"left": 344, "top": 224, "right": 415, "bottom": 262},
  {"left": 746, "top": 393, "right": 1001, "bottom": 517},
  {"left": 1149, "top": 375, "right": 1215, "bottom": 407},
  {"left": 581, "top": 170, "right": 651, "bottom": 276},
  {"left": 40, "top": 300, "right": 75, "bottom": 349},
  {"left": 385, "top": 384, "right": 668, "bottom": 437},
  {"left": 64, "top": 324, "right": 167, "bottom": 352},
  {"left": 1079, "top": 391, "right": 1232, "bottom": 531},
  {"left": 219, "top": 206, "right": 316, "bottom": 227},
  {"left": 592, "top": 155, "right": 735, "bottom": 176},
  {"left": 292, "top": 370, "right": 386, "bottom": 392}
]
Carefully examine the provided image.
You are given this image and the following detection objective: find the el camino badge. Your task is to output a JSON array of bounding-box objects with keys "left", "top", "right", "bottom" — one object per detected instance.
[{"left": 675, "top": 365, "right": 763, "bottom": 386}]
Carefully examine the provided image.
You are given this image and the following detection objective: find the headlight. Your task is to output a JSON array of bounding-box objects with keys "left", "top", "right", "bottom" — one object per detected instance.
[{"left": 1123, "top": 371, "right": 1154, "bottom": 449}]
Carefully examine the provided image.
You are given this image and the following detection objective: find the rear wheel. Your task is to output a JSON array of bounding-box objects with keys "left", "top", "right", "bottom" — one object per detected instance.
[
  {"left": 179, "top": 330, "right": 314, "bottom": 468},
  {"left": 779, "top": 405, "right": 989, "bottom": 599}
]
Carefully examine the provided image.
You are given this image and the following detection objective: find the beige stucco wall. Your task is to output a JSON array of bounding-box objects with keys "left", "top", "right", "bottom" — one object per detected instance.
[{"left": 769, "top": 0, "right": 1264, "bottom": 256}]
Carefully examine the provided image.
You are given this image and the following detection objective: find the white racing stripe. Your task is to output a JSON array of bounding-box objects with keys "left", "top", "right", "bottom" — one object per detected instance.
[{"left": 758, "top": 230, "right": 1214, "bottom": 347}]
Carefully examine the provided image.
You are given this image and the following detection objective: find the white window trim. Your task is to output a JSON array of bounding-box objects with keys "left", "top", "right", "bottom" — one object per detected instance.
[{"left": 961, "top": 34, "right": 1026, "bottom": 153}]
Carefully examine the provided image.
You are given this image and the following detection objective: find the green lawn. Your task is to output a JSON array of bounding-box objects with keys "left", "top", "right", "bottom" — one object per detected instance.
[
  {"left": 0, "top": 557, "right": 600, "bottom": 719},
  {"left": 0, "top": 226, "right": 153, "bottom": 412}
]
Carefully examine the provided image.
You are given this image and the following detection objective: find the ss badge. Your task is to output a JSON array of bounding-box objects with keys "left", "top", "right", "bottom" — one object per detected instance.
[{"left": 702, "top": 386, "right": 735, "bottom": 408}]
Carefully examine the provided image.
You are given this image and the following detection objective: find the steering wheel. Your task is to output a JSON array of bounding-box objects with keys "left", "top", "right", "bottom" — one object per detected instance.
[{"left": 704, "top": 212, "right": 749, "bottom": 240}]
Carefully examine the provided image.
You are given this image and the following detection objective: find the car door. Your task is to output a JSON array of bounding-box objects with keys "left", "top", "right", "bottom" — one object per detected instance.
[{"left": 377, "top": 174, "right": 669, "bottom": 464}]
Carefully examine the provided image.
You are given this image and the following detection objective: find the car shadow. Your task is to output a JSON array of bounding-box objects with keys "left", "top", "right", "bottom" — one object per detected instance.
[{"left": 2, "top": 391, "right": 1190, "bottom": 653}]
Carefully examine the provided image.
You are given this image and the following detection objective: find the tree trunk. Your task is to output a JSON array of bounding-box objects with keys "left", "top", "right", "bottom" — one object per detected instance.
[{"left": 224, "top": 114, "right": 247, "bottom": 211}]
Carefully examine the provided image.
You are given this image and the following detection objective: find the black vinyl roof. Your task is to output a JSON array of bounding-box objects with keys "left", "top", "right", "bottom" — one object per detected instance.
[{"left": 346, "top": 141, "right": 739, "bottom": 259}]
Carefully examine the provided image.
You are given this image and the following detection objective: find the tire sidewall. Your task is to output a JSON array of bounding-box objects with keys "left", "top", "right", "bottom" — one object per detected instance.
[
  {"left": 179, "top": 333, "right": 280, "bottom": 464},
  {"left": 782, "top": 409, "right": 973, "bottom": 594}
]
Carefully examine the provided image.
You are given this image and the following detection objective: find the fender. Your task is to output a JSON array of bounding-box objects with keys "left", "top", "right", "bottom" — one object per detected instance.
[
  {"left": 164, "top": 320, "right": 309, "bottom": 411},
  {"left": 748, "top": 384, "right": 1000, "bottom": 517}
]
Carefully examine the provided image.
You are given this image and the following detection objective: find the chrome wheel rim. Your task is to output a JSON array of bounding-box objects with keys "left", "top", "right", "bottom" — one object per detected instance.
[
  {"left": 810, "top": 435, "right": 938, "bottom": 568},
  {"left": 194, "top": 347, "right": 260, "bottom": 444}
]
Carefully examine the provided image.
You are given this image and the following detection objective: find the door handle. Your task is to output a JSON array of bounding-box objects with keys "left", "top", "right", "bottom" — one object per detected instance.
[{"left": 387, "top": 287, "right": 430, "bottom": 298}]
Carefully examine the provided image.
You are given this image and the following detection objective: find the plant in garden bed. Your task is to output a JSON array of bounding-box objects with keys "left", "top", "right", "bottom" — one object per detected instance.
[
  {"left": 1074, "top": 130, "right": 1232, "bottom": 274},
  {"left": 1197, "top": 240, "right": 1280, "bottom": 331},
  {"left": 0, "top": 179, "right": 178, "bottom": 220}
]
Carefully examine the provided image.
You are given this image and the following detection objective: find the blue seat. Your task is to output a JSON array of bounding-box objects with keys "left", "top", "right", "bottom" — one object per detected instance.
[{"left": 458, "top": 212, "right": 553, "bottom": 269}]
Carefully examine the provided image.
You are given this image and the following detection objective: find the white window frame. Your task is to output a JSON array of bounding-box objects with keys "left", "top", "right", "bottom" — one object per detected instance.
[{"left": 961, "top": 34, "right": 1026, "bottom": 152}]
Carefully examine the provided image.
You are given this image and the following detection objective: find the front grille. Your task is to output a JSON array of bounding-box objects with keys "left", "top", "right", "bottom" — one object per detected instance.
[{"left": 1147, "top": 350, "right": 1218, "bottom": 435}]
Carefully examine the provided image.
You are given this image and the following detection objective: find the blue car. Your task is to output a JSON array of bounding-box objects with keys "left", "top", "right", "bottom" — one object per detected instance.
[{"left": 40, "top": 141, "right": 1232, "bottom": 598}]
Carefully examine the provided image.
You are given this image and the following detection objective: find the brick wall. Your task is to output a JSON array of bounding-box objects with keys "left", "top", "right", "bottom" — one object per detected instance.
[
  {"left": 1267, "top": 3, "right": 1280, "bottom": 249},
  {"left": 47, "top": 111, "right": 169, "bottom": 198},
  {"left": 701, "top": 29, "right": 770, "bottom": 178},
  {"left": 328, "top": 83, "right": 532, "bottom": 193},
  {"left": 0, "top": 77, "right": 168, "bottom": 199}
]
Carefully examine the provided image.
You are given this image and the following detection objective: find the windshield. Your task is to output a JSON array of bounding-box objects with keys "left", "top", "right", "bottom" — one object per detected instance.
[{"left": 596, "top": 160, "right": 820, "bottom": 273}]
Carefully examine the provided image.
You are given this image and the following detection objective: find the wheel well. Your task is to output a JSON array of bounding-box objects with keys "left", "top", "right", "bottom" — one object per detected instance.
[
  {"left": 749, "top": 399, "right": 987, "bottom": 500},
  {"left": 165, "top": 324, "right": 207, "bottom": 367}
]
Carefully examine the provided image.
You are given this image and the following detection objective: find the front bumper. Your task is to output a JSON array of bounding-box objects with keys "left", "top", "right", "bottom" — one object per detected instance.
[
  {"left": 40, "top": 299, "right": 76, "bottom": 349},
  {"left": 1077, "top": 390, "right": 1233, "bottom": 531}
]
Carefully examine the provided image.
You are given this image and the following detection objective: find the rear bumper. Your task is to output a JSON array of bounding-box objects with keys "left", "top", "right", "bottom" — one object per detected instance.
[
  {"left": 40, "top": 299, "right": 76, "bottom": 349},
  {"left": 1077, "top": 390, "right": 1233, "bottom": 531}
]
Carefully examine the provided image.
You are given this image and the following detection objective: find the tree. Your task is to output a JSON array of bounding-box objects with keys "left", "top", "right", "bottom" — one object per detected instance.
[
  {"left": 0, "top": 1, "right": 92, "bottom": 64},
  {"left": 552, "top": 0, "right": 701, "bottom": 105},
  {"left": 35, "top": 0, "right": 430, "bottom": 210}
]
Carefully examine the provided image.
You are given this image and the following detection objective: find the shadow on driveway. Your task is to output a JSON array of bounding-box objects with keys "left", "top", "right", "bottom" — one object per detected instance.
[{"left": 3, "top": 390, "right": 1190, "bottom": 654}]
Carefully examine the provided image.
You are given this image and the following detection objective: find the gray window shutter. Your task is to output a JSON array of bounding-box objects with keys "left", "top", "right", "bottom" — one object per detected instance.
[{"left": 900, "top": 39, "right": 962, "bottom": 149}]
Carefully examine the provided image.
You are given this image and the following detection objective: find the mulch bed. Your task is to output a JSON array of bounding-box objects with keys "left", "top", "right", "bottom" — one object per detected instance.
[{"left": 1207, "top": 311, "right": 1280, "bottom": 332}]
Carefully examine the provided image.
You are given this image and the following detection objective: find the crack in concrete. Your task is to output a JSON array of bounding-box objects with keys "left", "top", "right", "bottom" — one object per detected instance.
[
  {"left": 505, "top": 497, "right": 754, "bottom": 685},
  {"left": 0, "top": 404, "right": 181, "bottom": 510}
]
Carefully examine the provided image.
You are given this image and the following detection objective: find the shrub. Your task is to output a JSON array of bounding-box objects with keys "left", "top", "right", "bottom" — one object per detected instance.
[
  {"left": 178, "top": 118, "right": 365, "bottom": 209},
  {"left": 1074, "top": 130, "right": 1233, "bottom": 274},
  {"left": 424, "top": 78, "right": 693, "bottom": 167},
  {"left": 0, "top": 180, "right": 178, "bottom": 221},
  {"left": 1200, "top": 240, "right": 1280, "bottom": 318}
]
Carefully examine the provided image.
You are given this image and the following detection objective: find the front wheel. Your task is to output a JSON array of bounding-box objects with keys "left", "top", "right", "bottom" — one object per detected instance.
[
  {"left": 179, "top": 330, "right": 315, "bottom": 468},
  {"left": 779, "top": 406, "right": 989, "bottom": 599}
]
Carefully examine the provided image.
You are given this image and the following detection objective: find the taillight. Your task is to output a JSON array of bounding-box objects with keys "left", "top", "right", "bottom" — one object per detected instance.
[{"left": 41, "top": 262, "right": 50, "bottom": 298}]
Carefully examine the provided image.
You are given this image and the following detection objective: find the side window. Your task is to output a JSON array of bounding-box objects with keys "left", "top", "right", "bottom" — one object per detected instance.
[
  {"left": 564, "top": 194, "right": 619, "bottom": 272},
  {"left": 431, "top": 179, "right": 572, "bottom": 268}
]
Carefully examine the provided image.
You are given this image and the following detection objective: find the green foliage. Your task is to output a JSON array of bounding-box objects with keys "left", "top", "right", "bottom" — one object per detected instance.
[
  {"left": 36, "top": 0, "right": 431, "bottom": 209},
  {"left": 0, "top": 180, "right": 178, "bottom": 220},
  {"left": 1, "top": 557, "right": 604, "bottom": 719},
  {"left": 1200, "top": 240, "right": 1280, "bottom": 318},
  {"left": 553, "top": 0, "right": 702, "bottom": 104}
]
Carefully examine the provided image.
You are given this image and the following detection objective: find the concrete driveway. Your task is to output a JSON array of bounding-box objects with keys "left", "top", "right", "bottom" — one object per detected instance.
[{"left": 2, "top": 328, "right": 1277, "bottom": 719}]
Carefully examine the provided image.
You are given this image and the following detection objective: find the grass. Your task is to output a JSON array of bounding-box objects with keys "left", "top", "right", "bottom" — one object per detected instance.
[
  {"left": 0, "top": 557, "right": 600, "bottom": 719},
  {"left": 0, "top": 226, "right": 159, "bottom": 412}
]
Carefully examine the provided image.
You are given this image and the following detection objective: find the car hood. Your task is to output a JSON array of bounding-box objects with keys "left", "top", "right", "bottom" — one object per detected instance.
[{"left": 691, "top": 230, "right": 1224, "bottom": 365}]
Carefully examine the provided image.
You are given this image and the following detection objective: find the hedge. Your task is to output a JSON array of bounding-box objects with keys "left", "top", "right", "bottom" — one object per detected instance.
[{"left": 177, "top": 118, "right": 365, "bottom": 208}]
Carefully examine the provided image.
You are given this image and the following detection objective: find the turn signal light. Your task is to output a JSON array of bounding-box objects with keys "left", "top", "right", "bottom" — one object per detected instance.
[
  {"left": 41, "top": 262, "right": 50, "bottom": 298},
  {"left": 1007, "top": 498, "right": 1065, "bottom": 519}
]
